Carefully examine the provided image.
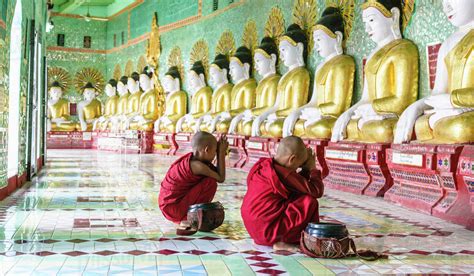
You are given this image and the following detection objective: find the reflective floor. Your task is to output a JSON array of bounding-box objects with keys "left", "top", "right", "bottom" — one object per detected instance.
[{"left": 0, "top": 149, "right": 473, "bottom": 275}]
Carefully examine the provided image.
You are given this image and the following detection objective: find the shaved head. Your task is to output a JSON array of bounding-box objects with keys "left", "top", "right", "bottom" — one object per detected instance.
[
  {"left": 276, "top": 136, "right": 307, "bottom": 159},
  {"left": 192, "top": 131, "right": 217, "bottom": 151}
]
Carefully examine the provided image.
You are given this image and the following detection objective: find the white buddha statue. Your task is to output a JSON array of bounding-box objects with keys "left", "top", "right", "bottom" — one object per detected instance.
[
  {"left": 109, "top": 76, "right": 130, "bottom": 132},
  {"left": 394, "top": 0, "right": 474, "bottom": 144},
  {"left": 47, "top": 82, "right": 77, "bottom": 132},
  {"left": 77, "top": 82, "right": 102, "bottom": 132},
  {"left": 122, "top": 72, "right": 142, "bottom": 130},
  {"left": 93, "top": 79, "right": 118, "bottom": 131}
]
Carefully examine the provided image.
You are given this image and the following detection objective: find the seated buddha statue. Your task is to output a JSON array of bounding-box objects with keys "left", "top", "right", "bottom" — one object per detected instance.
[
  {"left": 199, "top": 54, "right": 233, "bottom": 132},
  {"left": 282, "top": 7, "right": 355, "bottom": 139},
  {"left": 124, "top": 66, "right": 160, "bottom": 131},
  {"left": 122, "top": 72, "right": 142, "bottom": 130},
  {"left": 109, "top": 76, "right": 130, "bottom": 131},
  {"left": 253, "top": 24, "right": 311, "bottom": 138},
  {"left": 228, "top": 37, "right": 281, "bottom": 136},
  {"left": 77, "top": 82, "right": 102, "bottom": 132},
  {"left": 394, "top": 0, "right": 474, "bottom": 144},
  {"left": 215, "top": 46, "right": 257, "bottom": 133},
  {"left": 153, "top": 66, "right": 187, "bottom": 133},
  {"left": 47, "top": 81, "right": 77, "bottom": 132},
  {"left": 93, "top": 79, "right": 119, "bottom": 131},
  {"left": 176, "top": 61, "right": 213, "bottom": 133},
  {"left": 331, "top": 0, "right": 419, "bottom": 144}
]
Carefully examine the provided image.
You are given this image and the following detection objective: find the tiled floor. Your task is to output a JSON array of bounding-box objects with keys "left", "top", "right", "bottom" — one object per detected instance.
[{"left": 0, "top": 150, "right": 473, "bottom": 275}]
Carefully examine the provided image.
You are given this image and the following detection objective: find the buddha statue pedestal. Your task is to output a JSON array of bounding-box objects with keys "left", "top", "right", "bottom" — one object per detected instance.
[
  {"left": 173, "top": 133, "right": 193, "bottom": 156},
  {"left": 224, "top": 134, "right": 248, "bottom": 168},
  {"left": 47, "top": 131, "right": 96, "bottom": 150},
  {"left": 153, "top": 133, "right": 178, "bottom": 155},
  {"left": 242, "top": 137, "right": 279, "bottom": 171},
  {"left": 386, "top": 144, "right": 474, "bottom": 229},
  {"left": 303, "top": 139, "right": 329, "bottom": 178}
]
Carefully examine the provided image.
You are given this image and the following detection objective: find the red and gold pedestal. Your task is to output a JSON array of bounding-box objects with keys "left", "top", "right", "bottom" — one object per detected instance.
[
  {"left": 244, "top": 137, "right": 279, "bottom": 171},
  {"left": 153, "top": 132, "right": 178, "bottom": 155},
  {"left": 364, "top": 143, "right": 393, "bottom": 196},
  {"left": 226, "top": 134, "right": 248, "bottom": 168},
  {"left": 47, "top": 131, "right": 95, "bottom": 149},
  {"left": 97, "top": 131, "right": 122, "bottom": 152},
  {"left": 303, "top": 139, "right": 329, "bottom": 178},
  {"left": 174, "top": 133, "right": 193, "bottom": 156}
]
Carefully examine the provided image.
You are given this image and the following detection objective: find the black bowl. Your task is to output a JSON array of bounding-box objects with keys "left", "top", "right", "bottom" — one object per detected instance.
[
  {"left": 188, "top": 201, "right": 223, "bottom": 212},
  {"left": 305, "top": 222, "right": 349, "bottom": 240}
]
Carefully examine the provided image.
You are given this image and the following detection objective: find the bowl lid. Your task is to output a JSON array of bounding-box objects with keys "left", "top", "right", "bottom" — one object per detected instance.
[
  {"left": 188, "top": 201, "right": 223, "bottom": 210},
  {"left": 307, "top": 222, "right": 347, "bottom": 230}
]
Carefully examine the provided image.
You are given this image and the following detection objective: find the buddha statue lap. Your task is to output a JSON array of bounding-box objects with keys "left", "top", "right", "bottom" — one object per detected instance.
[
  {"left": 283, "top": 7, "right": 355, "bottom": 139},
  {"left": 77, "top": 82, "right": 102, "bottom": 132},
  {"left": 125, "top": 67, "right": 161, "bottom": 131},
  {"left": 47, "top": 82, "right": 77, "bottom": 132},
  {"left": 199, "top": 54, "right": 233, "bottom": 133},
  {"left": 121, "top": 72, "right": 142, "bottom": 130},
  {"left": 176, "top": 61, "right": 212, "bottom": 133},
  {"left": 253, "top": 24, "right": 311, "bottom": 138},
  {"left": 394, "top": 0, "right": 474, "bottom": 144},
  {"left": 215, "top": 46, "right": 257, "bottom": 134},
  {"left": 331, "top": 0, "right": 419, "bottom": 144},
  {"left": 93, "top": 79, "right": 119, "bottom": 131},
  {"left": 109, "top": 76, "right": 130, "bottom": 131},
  {"left": 153, "top": 66, "right": 187, "bottom": 133},
  {"left": 229, "top": 37, "right": 280, "bottom": 136}
]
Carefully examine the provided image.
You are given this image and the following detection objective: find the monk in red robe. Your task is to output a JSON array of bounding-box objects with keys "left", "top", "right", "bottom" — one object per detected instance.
[
  {"left": 159, "top": 131, "right": 228, "bottom": 224},
  {"left": 241, "top": 136, "right": 324, "bottom": 252}
]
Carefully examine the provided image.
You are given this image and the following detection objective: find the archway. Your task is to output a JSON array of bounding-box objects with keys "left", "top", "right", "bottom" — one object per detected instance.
[{"left": 7, "top": 0, "right": 22, "bottom": 178}]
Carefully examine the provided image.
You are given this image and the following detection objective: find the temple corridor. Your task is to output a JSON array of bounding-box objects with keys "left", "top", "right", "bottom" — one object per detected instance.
[{"left": 0, "top": 149, "right": 472, "bottom": 275}]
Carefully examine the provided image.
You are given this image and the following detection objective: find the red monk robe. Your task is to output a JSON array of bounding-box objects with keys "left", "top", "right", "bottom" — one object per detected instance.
[
  {"left": 159, "top": 152, "right": 217, "bottom": 223},
  {"left": 241, "top": 158, "right": 324, "bottom": 245}
]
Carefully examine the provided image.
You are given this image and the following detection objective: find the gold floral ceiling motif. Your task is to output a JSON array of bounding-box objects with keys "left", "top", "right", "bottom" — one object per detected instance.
[
  {"left": 167, "top": 46, "right": 184, "bottom": 82},
  {"left": 74, "top": 67, "right": 105, "bottom": 94},
  {"left": 324, "top": 0, "right": 355, "bottom": 43},
  {"left": 113, "top": 64, "right": 122, "bottom": 80},
  {"left": 190, "top": 39, "right": 209, "bottom": 76},
  {"left": 215, "top": 30, "right": 236, "bottom": 57},
  {"left": 293, "top": 0, "right": 317, "bottom": 52},
  {"left": 48, "top": 67, "right": 71, "bottom": 91},
  {"left": 124, "top": 60, "right": 134, "bottom": 76},
  {"left": 264, "top": 7, "right": 285, "bottom": 40},
  {"left": 243, "top": 19, "right": 258, "bottom": 53}
]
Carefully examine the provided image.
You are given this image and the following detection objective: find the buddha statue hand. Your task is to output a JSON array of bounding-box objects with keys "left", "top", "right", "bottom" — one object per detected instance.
[
  {"left": 331, "top": 106, "right": 358, "bottom": 142},
  {"left": 429, "top": 108, "right": 471, "bottom": 129},
  {"left": 282, "top": 109, "right": 303, "bottom": 137},
  {"left": 394, "top": 99, "right": 429, "bottom": 144},
  {"left": 229, "top": 113, "right": 245, "bottom": 134},
  {"left": 242, "top": 109, "right": 253, "bottom": 120},
  {"left": 218, "top": 111, "right": 231, "bottom": 122},
  {"left": 264, "top": 113, "right": 278, "bottom": 130},
  {"left": 194, "top": 116, "right": 207, "bottom": 133},
  {"left": 80, "top": 120, "right": 88, "bottom": 132},
  {"left": 302, "top": 108, "right": 322, "bottom": 129},
  {"left": 424, "top": 93, "right": 454, "bottom": 109},
  {"left": 252, "top": 110, "right": 273, "bottom": 137}
]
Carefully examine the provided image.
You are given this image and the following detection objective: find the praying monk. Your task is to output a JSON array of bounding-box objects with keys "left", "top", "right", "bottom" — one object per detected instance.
[
  {"left": 159, "top": 131, "right": 229, "bottom": 224},
  {"left": 241, "top": 136, "right": 324, "bottom": 252}
]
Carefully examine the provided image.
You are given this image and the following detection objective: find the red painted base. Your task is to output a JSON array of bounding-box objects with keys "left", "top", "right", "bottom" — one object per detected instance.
[
  {"left": 303, "top": 139, "right": 329, "bottom": 178},
  {"left": 153, "top": 133, "right": 178, "bottom": 155},
  {"left": 47, "top": 131, "right": 95, "bottom": 149},
  {"left": 174, "top": 133, "right": 193, "bottom": 156},
  {"left": 96, "top": 131, "right": 153, "bottom": 154},
  {"left": 244, "top": 137, "right": 279, "bottom": 171},
  {"left": 365, "top": 143, "right": 393, "bottom": 196},
  {"left": 226, "top": 134, "right": 248, "bottom": 168}
]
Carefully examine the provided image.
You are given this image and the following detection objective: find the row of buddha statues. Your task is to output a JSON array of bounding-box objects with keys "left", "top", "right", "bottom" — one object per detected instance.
[{"left": 48, "top": 0, "right": 473, "bottom": 145}]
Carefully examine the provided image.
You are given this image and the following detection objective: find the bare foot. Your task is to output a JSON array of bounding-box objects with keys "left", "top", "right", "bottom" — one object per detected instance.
[
  {"left": 178, "top": 220, "right": 191, "bottom": 228},
  {"left": 273, "top": 242, "right": 300, "bottom": 253}
]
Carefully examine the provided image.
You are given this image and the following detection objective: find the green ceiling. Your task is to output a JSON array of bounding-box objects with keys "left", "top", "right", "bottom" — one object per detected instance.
[{"left": 53, "top": 0, "right": 137, "bottom": 18}]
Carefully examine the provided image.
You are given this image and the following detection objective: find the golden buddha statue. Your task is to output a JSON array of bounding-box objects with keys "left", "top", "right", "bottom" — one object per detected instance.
[
  {"left": 199, "top": 54, "right": 233, "bottom": 133},
  {"left": 125, "top": 66, "right": 160, "bottom": 131},
  {"left": 395, "top": 0, "right": 474, "bottom": 144},
  {"left": 78, "top": 82, "right": 102, "bottom": 132},
  {"left": 215, "top": 46, "right": 257, "bottom": 133},
  {"left": 283, "top": 7, "right": 355, "bottom": 139},
  {"left": 153, "top": 66, "right": 187, "bottom": 133},
  {"left": 176, "top": 61, "right": 213, "bottom": 133},
  {"left": 331, "top": 0, "right": 419, "bottom": 144},
  {"left": 47, "top": 82, "right": 77, "bottom": 132},
  {"left": 228, "top": 37, "right": 280, "bottom": 136},
  {"left": 122, "top": 72, "right": 142, "bottom": 130},
  {"left": 109, "top": 76, "right": 130, "bottom": 131},
  {"left": 94, "top": 79, "right": 119, "bottom": 131},
  {"left": 255, "top": 24, "right": 311, "bottom": 138}
]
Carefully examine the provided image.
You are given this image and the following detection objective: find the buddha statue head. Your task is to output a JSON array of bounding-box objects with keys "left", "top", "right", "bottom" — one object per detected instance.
[
  {"left": 230, "top": 46, "right": 253, "bottom": 84},
  {"left": 49, "top": 81, "right": 63, "bottom": 101},
  {"left": 127, "top": 72, "right": 141, "bottom": 94},
  {"left": 442, "top": 0, "right": 474, "bottom": 27},
  {"left": 117, "top": 76, "right": 129, "bottom": 97},
  {"left": 82, "top": 82, "right": 97, "bottom": 104},
  {"left": 362, "top": 0, "right": 402, "bottom": 45},
  {"left": 163, "top": 66, "right": 181, "bottom": 94},
  {"left": 105, "top": 79, "right": 117, "bottom": 98},
  {"left": 313, "top": 7, "right": 345, "bottom": 58},
  {"left": 139, "top": 66, "right": 154, "bottom": 92},
  {"left": 209, "top": 54, "right": 230, "bottom": 89},
  {"left": 279, "top": 24, "right": 308, "bottom": 69},
  {"left": 254, "top": 37, "right": 278, "bottom": 78},
  {"left": 188, "top": 61, "right": 207, "bottom": 95}
]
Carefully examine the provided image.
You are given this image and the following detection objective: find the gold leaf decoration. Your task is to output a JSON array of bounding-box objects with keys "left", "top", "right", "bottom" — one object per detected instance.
[
  {"left": 146, "top": 12, "right": 161, "bottom": 69},
  {"left": 293, "top": 0, "right": 318, "bottom": 52},
  {"left": 74, "top": 67, "right": 105, "bottom": 94},
  {"left": 48, "top": 67, "right": 71, "bottom": 91},
  {"left": 113, "top": 64, "right": 122, "bottom": 80},
  {"left": 402, "top": 0, "right": 415, "bottom": 31},
  {"left": 190, "top": 39, "right": 209, "bottom": 76},
  {"left": 215, "top": 30, "right": 236, "bottom": 57},
  {"left": 325, "top": 0, "right": 355, "bottom": 42},
  {"left": 243, "top": 20, "right": 258, "bottom": 53},
  {"left": 264, "top": 7, "right": 285, "bottom": 40},
  {"left": 124, "top": 60, "right": 134, "bottom": 76},
  {"left": 137, "top": 55, "right": 147, "bottom": 72},
  {"left": 167, "top": 46, "right": 184, "bottom": 83}
]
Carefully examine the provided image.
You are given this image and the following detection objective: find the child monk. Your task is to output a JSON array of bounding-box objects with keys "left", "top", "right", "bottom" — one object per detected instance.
[
  {"left": 241, "top": 136, "right": 324, "bottom": 252},
  {"left": 159, "top": 131, "right": 228, "bottom": 224}
]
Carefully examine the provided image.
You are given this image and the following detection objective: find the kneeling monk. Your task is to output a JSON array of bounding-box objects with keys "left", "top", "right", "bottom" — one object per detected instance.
[
  {"left": 159, "top": 131, "right": 228, "bottom": 224},
  {"left": 241, "top": 136, "right": 324, "bottom": 251}
]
